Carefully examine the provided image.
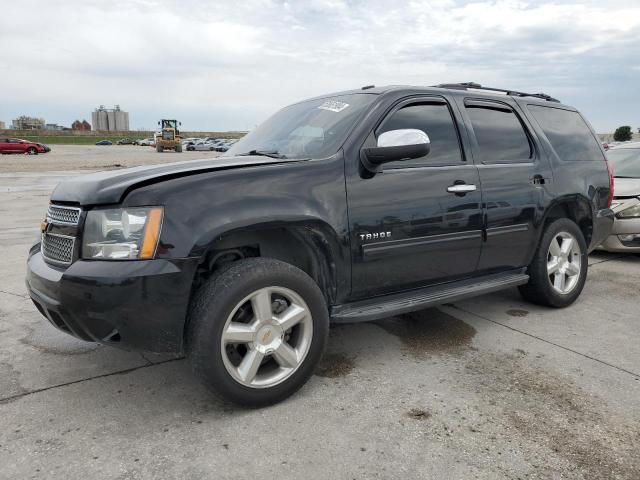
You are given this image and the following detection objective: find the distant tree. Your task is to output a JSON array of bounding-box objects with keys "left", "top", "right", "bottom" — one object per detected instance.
[{"left": 614, "top": 126, "right": 633, "bottom": 142}]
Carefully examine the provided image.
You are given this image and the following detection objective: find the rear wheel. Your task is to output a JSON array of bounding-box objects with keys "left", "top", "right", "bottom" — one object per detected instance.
[
  {"left": 186, "top": 258, "right": 329, "bottom": 407},
  {"left": 156, "top": 144, "right": 164, "bottom": 153},
  {"left": 26, "top": 147, "right": 38, "bottom": 155},
  {"left": 519, "top": 218, "right": 588, "bottom": 307},
  {"left": 175, "top": 144, "right": 182, "bottom": 153}
]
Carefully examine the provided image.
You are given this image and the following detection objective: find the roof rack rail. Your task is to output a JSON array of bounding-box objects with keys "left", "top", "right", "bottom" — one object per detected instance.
[{"left": 434, "top": 82, "right": 560, "bottom": 103}]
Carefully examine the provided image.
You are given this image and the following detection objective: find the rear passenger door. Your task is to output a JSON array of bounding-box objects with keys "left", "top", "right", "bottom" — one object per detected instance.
[{"left": 456, "top": 98, "right": 553, "bottom": 272}]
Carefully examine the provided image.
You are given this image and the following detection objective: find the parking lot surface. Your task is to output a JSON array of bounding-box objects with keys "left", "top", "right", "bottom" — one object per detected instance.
[{"left": 1, "top": 146, "right": 639, "bottom": 479}]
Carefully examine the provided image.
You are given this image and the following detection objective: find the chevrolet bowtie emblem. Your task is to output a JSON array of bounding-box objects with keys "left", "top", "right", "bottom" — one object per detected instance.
[{"left": 40, "top": 219, "right": 49, "bottom": 233}]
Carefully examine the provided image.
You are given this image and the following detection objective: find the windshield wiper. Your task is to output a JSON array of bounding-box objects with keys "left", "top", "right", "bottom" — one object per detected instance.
[
  {"left": 614, "top": 176, "right": 639, "bottom": 179},
  {"left": 238, "top": 149, "right": 287, "bottom": 159}
]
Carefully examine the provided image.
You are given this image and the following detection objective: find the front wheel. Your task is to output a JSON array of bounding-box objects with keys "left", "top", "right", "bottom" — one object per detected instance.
[
  {"left": 519, "top": 218, "right": 588, "bottom": 307},
  {"left": 26, "top": 147, "right": 38, "bottom": 155},
  {"left": 186, "top": 258, "right": 329, "bottom": 407}
]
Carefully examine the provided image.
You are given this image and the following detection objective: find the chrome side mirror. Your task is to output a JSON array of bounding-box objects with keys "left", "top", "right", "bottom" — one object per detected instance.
[
  {"left": 377, "top": 129, "right": 430, "bottom": 148},
  {"left": 362, "top": 129, "right": 431, "bottom": 172}
]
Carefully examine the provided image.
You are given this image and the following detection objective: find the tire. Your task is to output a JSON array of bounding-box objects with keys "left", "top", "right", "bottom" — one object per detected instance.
[
  {"left": 26, "top": 147, "right": 38, "bottom": 155},
  {"left": 186, "top": 258, "right": 329, "bottom": 407},
  {"left": 175, "top": 144, "right": 182, "bottom": 153},
  {"left": 519, "top": 218, "right": 588, "bottom": 308},
  {"left": 156, "top": 144, "right": 163, "bottom": 153}
]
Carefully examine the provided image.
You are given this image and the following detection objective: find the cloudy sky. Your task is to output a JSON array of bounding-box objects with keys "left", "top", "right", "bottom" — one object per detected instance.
[{"left": 1, "top": 0, "right": 639, "bottom": 132}]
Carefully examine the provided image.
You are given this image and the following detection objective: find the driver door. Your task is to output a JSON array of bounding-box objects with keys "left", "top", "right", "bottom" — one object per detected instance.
[
  {"left": 4, "top": 139, "right": 21, "bottom": 153},
  {"left": 346, "top": 96, "right": 483, "bottom": 298}
]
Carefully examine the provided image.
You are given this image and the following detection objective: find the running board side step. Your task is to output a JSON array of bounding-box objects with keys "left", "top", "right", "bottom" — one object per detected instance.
[{"left": 331, "top": 270, "right": 529, "bottom": 323}]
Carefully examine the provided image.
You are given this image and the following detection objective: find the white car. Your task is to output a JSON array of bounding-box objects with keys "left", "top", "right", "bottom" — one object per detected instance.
[
  {"left": 136, "top": 138, "right": 155, "bottom": 146},
  {"left": 187, "top": 140, "right": 217, "bottom": 151}
]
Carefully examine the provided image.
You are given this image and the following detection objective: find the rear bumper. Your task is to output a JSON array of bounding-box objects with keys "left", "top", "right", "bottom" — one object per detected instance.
[
  {"left": 589, "top": 208, "right": 615, "bottom": 252},
  {"left": 26, "top": 251, "right": 199, "bottom": 353}
]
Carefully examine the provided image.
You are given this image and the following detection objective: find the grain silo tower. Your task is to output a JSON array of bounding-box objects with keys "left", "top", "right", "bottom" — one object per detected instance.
[{"left": 91, "top": 105, "right": 130, "bottom": 131}]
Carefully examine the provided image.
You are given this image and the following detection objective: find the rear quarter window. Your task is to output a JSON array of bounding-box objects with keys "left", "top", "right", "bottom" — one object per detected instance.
[{"left": 527, "top": 105, "right": 605, "bottom": 162}]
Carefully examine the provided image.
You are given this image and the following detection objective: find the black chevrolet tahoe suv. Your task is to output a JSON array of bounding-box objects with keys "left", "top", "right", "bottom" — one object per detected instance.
[{"left": 27, "top": 83, "right": 614, "bottom": 406}]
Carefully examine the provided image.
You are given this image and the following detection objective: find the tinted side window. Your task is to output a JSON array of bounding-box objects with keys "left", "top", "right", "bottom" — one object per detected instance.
[
  {"left": 527, "top": 105, "right": 605, "bottom": 162},
  {"left": 378, "top": 102, "right": 463, "bottom": 167},
  {"left": 466, "top": 104, "right": 532, "bottom": 163}
]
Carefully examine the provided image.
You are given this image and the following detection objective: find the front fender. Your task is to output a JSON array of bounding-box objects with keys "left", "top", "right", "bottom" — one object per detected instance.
[{"left": 122, "top": 155, "right": 351, "bottom": 301}]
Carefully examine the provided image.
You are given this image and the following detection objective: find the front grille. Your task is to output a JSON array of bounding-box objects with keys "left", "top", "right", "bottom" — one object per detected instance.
[
  {"left": 47, "top": 205, "right": 81, "bottom": 225},
  {"left": 41, "top": 233, "right": 75, "bottom": 265}
]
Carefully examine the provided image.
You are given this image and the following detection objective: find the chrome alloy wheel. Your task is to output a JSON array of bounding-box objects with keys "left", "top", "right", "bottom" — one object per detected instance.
[
  {"left": 220, "top": 286, "right": 313, "bottom": 388},
  {"left": 547, "top": 231, "right": 582, "bottom": 295}
]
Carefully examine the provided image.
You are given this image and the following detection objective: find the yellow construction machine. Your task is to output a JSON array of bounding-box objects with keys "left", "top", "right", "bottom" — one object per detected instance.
[{"left": 154, "top": 119, "right": 183, "bottom": 152}]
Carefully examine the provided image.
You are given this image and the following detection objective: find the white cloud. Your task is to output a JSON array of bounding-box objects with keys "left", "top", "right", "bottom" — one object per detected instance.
[{"left": 1, "top": 0, "right": 639, "bottom": 131}]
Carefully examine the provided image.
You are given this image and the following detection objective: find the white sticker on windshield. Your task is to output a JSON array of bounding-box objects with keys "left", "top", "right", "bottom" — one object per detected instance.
[{"left": 318, "top": 100, "right": 350, "bottom": 113}]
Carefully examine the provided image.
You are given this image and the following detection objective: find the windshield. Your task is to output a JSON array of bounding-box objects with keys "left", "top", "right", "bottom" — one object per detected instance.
[
  {"left": 224, "top": 94, "right": 376, "bottom": 159},
  {"left": 608, "top": 148, "right": 640, "bottom": 178}
]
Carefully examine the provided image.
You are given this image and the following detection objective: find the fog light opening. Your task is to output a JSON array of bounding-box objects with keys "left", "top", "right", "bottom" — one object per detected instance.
[{"left": 618, "top": 234, "right": 640, "bottom": 242}]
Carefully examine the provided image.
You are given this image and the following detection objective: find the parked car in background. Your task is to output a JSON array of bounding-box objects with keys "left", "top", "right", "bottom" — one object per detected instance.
[
  {"left": 181, "top": 137, "right": 201, "bottom": 148},
  {"left": 599, "top": 142, "right": 640, "bottom": 252},
  {"left": 216, "top": 139, "right": 238, "bottom": 152},
  {"left": 187, "top": 140, "right": 217, "bottom": 151},
  {"left": 0, "top": 138, "right": 50, "bottom": 155},
  {"left": 116, "top": 138, "right": 134, "bottom": 145},
  {"left": 95, "top": 140, "right": 113, "bottom": 146},
  {"left": 136, "top": 138, "right": 155, "bottom": 146}
]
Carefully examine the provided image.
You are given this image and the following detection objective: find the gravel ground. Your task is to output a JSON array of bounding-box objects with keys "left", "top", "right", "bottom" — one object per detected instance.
[
  {"left": 0, "top": 146, "right": 638, "bottom": 479},
  {"left": 0, "top": 144, "right": 220, "bottom": 172}
]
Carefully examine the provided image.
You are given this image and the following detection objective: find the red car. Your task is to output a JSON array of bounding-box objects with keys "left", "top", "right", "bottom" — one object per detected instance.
[{"left": 0, "top": 138, "right": 50, "bottom": 155}]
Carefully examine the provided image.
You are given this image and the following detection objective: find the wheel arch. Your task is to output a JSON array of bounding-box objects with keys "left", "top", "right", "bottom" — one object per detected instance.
[
  {"left": 539, "top": 194, "right": 594, "bottom": 246},
  {"left": 190, "top": 218, "right": 347, "bottom": 307}
]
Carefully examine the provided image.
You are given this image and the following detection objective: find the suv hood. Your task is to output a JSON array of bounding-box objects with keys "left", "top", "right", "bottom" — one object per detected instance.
[
  {"left": 51, "top": 156, "right": 302, "bottom": 206},
  {"left": 614, "top": 177, "right": 640, "bottom": 198}
]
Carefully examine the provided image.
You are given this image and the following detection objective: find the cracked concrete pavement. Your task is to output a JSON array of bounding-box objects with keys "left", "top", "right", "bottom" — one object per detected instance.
[{"left": 0, "top": 146, "right": 639, "bottom": 479}]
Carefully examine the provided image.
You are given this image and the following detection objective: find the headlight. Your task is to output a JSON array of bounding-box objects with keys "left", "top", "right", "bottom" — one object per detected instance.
[
  {"left": 82, "top": 207, "right": 163, "bottom": 260},
  {"left": 616, "top": 203, "right": 640, "bottom": 219}
]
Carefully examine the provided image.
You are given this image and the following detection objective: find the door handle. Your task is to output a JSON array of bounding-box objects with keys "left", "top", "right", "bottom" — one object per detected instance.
[
  {"left": 447, "top": 184, "right": 477, "bottom": 193},
  {"left": 530, "top": 175, "right": 547, "bottom": 185}
]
